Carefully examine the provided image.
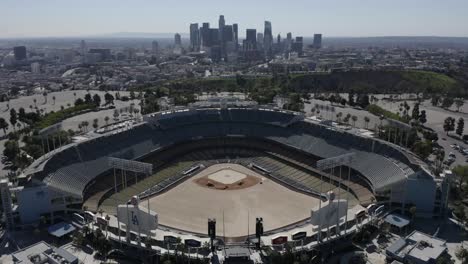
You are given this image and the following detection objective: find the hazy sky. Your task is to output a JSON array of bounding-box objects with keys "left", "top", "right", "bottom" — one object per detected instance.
[{"left": 1, "top": 0, "right": 467, "bottom": 38}]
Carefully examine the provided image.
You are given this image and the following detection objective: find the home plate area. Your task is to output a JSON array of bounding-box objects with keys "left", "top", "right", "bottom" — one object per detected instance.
[{"left": 194, "top": 164, "right": 262, "bottom": 190}]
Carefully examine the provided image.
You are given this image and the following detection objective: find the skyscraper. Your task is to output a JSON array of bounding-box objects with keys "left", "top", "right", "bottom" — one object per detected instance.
[
  {"left": 244, "top": 29, "right": 257, "bottom": 51},
  {"left": 190, "top": 23, "right": 201, "bottom": 51},
  {"left": 292, "top": 36, "right": 304, "bottom": 55},
  {"left": 174, "top": 33, "right": 182, "bottom": 46},
  {"left": 233, "top": 23, "right": 239, "bottom": 50},
  {"left": 263, "top": 21, "right": 273, "bottom": 55},
  {"left": 13, "top": 46, "right": 27, "bottom": 60},
  {"left": 286, "top": 32, "right": 293, "bottom": 51},
  {"left": 313, "top": 34, "right": 322, "bottom": 49},
  {"left": 257, "top": 33, "right": 264, "bottom": 50},
  {"left": 218, "top": 15, "right": 225, "bottom": 41},
  {"left": 201, "top": 23, "right": 211, "bottom": 48}
]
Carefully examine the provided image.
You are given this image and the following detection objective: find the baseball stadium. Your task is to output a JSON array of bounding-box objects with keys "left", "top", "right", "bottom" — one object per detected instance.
[{"left": 14, "top": 99, "right": 446, "bottom": 246}]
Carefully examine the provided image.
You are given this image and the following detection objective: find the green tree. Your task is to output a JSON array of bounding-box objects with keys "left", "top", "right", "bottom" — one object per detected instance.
[
  {"left": 348, "top": 92, "right": 355, "bottom": 106},
  {"left": 412, "top": 102, "right": 420, "bottom": 120},
  {"left": 419, "top": 110, "right": 427, "bottom": 124},
  {"left": 457, "top": 118, "right": 464, "bottom": 137},
  {"left": 453, "top": 165, "right": 468, "bottom": 190},
  {"left": 431, "top": 95, "right": 441, "bottom": 106},
  {"left": 455, "top": 247, "right": 468, "bottom": 264},
  {"left": 84, "top": 93, "right": 92, "bottom": 104},
  {"left": 3, "top": 140, "right": 20, "bottom": 163},
  {"left": 74, "top": 98, "right": 85, "bottom": 106},
  {"left": 442, "top": 97, "right": 455, "bottom": 109},
  {"left": 443, "top": 117, "right": 455, "bottom": 135},
  {"left": 9, "top": 108, "right": 17, "bottom": 131},
  {"left": 455, "top": 98, "right": 465, "bottom": 112},
  {"left": 357, "top": 94, "right": 370, "bottom": 108},
  {"left": 104, "top": 92, "right": 115, "bottom": 105},
  {"left": 412, "top": 140, "right": 433, "bottom": 160},
  {"left": 93, "top": 94, "right": 101, "bottom": 106},
  {"left": 0, "top": 117, "right": 9, "bottom": 135},
  {"left": 104, "top": 116, "right": 110, "bottom": 126}
]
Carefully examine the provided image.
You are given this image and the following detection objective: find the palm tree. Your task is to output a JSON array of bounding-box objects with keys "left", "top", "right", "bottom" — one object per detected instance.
[
  {"left": 364, "top": 116, "right": 370, "bottom": 129},
  {"left": 104, "top": 116, "right": 110, "bottom": 127},
  {"left": 93, "top": 118, "right": 99, "bottom": 129},
  {"left": 52, "top": 95, "right": 56, "bottom": 105},
  {"left": 42, "top": 92, "right": 48, "bottom": 104},
  {"left": 33, "top": 98, "right": 37, "bottom": 107},
  {"left": 352, "top": 115, "right": 358, "bottom": 127},
  {"left": 83, "top": 121, "right": 89, "bottom": 132}
]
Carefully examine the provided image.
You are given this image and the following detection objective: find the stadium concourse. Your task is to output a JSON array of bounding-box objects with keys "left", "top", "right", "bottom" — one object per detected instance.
[{"left": 9, "top": 99, "right": 448, "bottom": 249}]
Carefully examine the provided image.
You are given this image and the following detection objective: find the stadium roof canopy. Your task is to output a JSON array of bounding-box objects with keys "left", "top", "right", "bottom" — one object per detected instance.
[
  {"left": 48, "top": 222, "right": 76, "bottom": 238},
  {"left": 26, "top": 107, "right": 426, "bottom": 200},
  {"left": 384, "top": 213, "right": 410, "bottom": 228}
]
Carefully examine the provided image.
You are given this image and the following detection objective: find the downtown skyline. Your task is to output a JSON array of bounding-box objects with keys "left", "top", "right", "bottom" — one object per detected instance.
[{"left": 1, "top": 0, "right": 468, "bottom": 38}]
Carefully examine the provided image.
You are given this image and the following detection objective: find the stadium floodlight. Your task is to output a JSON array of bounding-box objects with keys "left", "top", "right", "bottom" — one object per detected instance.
[
  {"left": 255, "top": 217, "right": 264, "bottom": 249},
  {"left": 208, "top": 218, "right": 216, "bottom": 252},
  {"left": 108, "top": 157, "right": 153, "bottom": 193},
  {"left": 315, "top": 153, "right": 355, "bottom": 243},
  {"left": 316, "top": 153, "right": 355, "bottom": 170},
  {"left": 108, "top": 157, "right": 153, "bottom": 174}
]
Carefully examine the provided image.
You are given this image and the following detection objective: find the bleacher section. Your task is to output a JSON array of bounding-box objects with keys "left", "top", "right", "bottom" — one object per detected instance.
[{"left": 33, "top": 108, "right": 421, "bottom": 203}]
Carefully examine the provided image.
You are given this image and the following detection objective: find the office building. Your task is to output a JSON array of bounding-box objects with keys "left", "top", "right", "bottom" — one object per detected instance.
[
  {"left": 201, "top": 23, "right": 211, "bottom": 48},
  {"left": 233, "top": 23, "right": 239, "bottom": 49},
  {"left": 386, "top": 231, "right": 447, "bottom": 264},
  {"left": 223, "top": 25, "right": 233, "bottom": 42},
  {"left": 257, "top": 33, "right": 264, "bottom": 50},
  {"left": 244, "top": 29, "right": 257, "bottom": 51},
  {"left": 264, "top": 21, "right": 273, "bottom": 55},
  {"left": 31, "top": 62, "right": 41, "bottom": 74},
  {"left": 174, "top": 33, "right": 182, "bottom": 47},
  {"left": 313, "top": 34, "right": 322, "bottom": 48},
  {"left": 190, "top": 23, "right": 201, "bottom": 51},
  {"left": 292, "top": 36, "right": 304, "bottom": 55},
  {"left": 12, "top": 241, "right": 78, "bottom": 264},
  {"left": 152, "top": 40, "right": 159, "bottom": 54},
  {"left": 13, "top": 46, "right": 27, "bottom": 60},
  {"left": 219, "top": 15, "right": 225, "bottom": 41},
  {"left": 88, "top": 48, "right": 111, "bottom": 61}
]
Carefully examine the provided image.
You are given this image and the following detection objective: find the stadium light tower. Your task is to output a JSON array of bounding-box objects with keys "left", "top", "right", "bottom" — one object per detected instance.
[
  {"left": 255, "top": 217, "right": 264, "bottom": 249},
  {"left": 208, "top": 218, "right": 216, "bottom": 253},
  {"left": 316, "top": 153, "right": 355, "bottom": 243}
]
